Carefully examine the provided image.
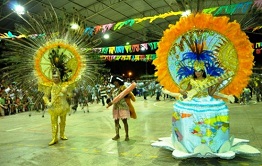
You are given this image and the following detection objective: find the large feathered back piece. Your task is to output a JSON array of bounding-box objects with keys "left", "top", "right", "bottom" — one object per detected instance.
[
  {"left": 0, "top": 3, "right": 105, "bottom": 102},
  {"left": 153, "top": 13, "right": 254, "bottom": 97}
]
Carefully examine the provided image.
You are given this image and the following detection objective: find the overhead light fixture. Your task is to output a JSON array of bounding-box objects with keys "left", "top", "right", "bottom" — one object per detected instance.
[
  {"left": 181, "top": 10, "right": 191, "bottom": 17},
  {"left": 103, "top": 34, "right": 109, "bottom": 39},
  {"left": 141, "top": 46, "right": 146, "bottom": 51},
  {"left": 14, "top": 5, "right": 25, "bottom": 15},
  {"left": 71, "top": 23, "right": 79, "bottom": 30}
]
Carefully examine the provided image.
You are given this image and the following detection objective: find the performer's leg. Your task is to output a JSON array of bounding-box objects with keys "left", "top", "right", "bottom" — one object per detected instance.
[
  {"left": 41, "top": 103, "right": 45, "bottom": 118},
  {"left": 83, "top": 101, "right": 89, "bottom": 113},
  {"left": 112, "top": 119, "right": 120, "bottom": 140},
  {"left": 60, "top": 114, "right": 68, "bottom": 140},
  {"left": 42, "top": 107, "right": 45, "bottom": 118},
  {"left": 86, "top": 102, "right": 89, "bottom": 113},
  {"left": 101, "top": 96, "right": 105, "bottom": 106},
  {"left": 49, "top": 114, "right": 58, "bottom": 145},
  {"left": 122, "top": 119, "right": 129, "bottom": 141}
]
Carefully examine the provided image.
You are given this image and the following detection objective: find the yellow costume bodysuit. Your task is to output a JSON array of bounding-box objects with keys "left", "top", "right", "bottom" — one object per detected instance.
[{"left": 43, "top": 82, "right": 71, "bottom": 145}]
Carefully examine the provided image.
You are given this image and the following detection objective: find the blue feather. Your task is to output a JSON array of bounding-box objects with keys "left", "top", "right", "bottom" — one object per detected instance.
[
  {"left": 198, "top": 51, "right": 214, "bottom": 63},
  {"left": 181, "top": 52, "right": 198, "bottom": 61},
  {"left": 177, "top": 66, "right": 194, "bottom": 80},
  {"left": 205, "top": 63, "right": 224, "bottom": 76},
  {"left": 7, "top": 31, "right": 16, "bottom": 38},
  {"left": 181, "top": 50, "right": 214, "bottom": 64}
]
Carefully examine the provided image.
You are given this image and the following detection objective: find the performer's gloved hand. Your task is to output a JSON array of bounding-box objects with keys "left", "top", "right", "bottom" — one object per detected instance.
[
  {"left": 217, "top": 77, "right": 223, "bottom": 84},
  {"left": 47, "top": 102, "right": 52, "bottom": 108},
  {"left": 59, "top": 92, "right": 64, "bottom": 97},
  {"left": 179, "top": 89, "right": 187, "bottom": 96},
  {"left": 161, "top": 88, "right": 169, "bottom": 94},
  {"left": 61, "top": 86, "right": 68, "bottom": 93},
  {"left": 106, "top": 102, "right": 113, "bottom": 108}
]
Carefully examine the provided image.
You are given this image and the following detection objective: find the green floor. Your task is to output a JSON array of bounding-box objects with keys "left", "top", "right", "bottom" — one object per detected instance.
[{"left": 0, "top": 96, "right": 261, "bottom": 166}]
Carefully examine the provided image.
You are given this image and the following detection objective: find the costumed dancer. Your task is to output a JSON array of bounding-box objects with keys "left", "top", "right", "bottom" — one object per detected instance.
[
  {"left": 173, "top": 60, "right": 229, "bottom": 153},
  {"left": 42, "top": 69, "right": 72, "bottom": 145},
  {"left": 151, "top": 13, "right": 260, "bottom": 159},
  {"left": 107, "top": 76, "right": 136, "bottom": 141},
  {"left": 0, "top": 4, "right": 104, "bottom": 145}
]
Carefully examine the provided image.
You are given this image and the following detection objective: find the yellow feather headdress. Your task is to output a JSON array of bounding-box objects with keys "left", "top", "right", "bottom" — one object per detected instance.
[
  {"left": 193, "top": 61, "right": 205, "bottom": 71},
  {"left": 153, "top": 13, "right": 254, "bottom": 97}
]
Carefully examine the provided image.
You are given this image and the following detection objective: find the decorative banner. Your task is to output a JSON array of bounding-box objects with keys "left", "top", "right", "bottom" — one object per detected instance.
[
  {"left": 202, "top": 7, "right": 218, "bottom": 14},
  {"left": 219, "top": 4, "right": 245, "bottom": 15},
  {"left": 255, "top": 48, "right": 261, "bottom": 54},
  {"left": 93, "top": 1, "right": 253, "bottom": 34},
  {"left": 256, "top": 42, "right": 260, "bottom": 48},
  {"left": 253, "top": 41, "right": 262, "bottom": 55},
  {"left": 0, "top": 1, "right": 257, "bottom": 41},
  {"left": 102, "top": 23, "right": 114, "bottom": 33},
  {"left": 253, "top": 42, "right": 262, "bottom": 48},
  {"left": 253, "top": 0, "right": 262, "bottom": 9},
  {"left": 91, "top": 42, "right": 158, "bottom": 54},
  {"left": 113, "top": 19, "right": 135, "bottom": 30},
  {"left": 0, "top": 32, "right": 46, "bottom": 40},
  {"left": 135, "top": 11, "right": 183, "bottom": 23},
  {"left": 100, "top": 54, "right": 156, "bottom": 61},
  {"left": 252, "top": 25, "right": 262, "bottom": 32},
  {"left": 203, "top": 1, "right": 252, "bottom": 15}
]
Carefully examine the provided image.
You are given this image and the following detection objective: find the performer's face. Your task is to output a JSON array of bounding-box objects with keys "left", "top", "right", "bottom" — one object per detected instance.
[
  {"left": 52, "top": 75, "right": 61, "bottom": 84},
  {"left": 113, "top": 81, "right": 120, "bottom": 87},
  {"left": 194, "top": 70, "right": 203, "bottom": 78}
]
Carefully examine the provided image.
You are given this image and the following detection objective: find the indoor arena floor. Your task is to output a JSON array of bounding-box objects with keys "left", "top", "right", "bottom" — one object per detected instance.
[{"left": 0, "top": 96, "right": 262, "bottom": 166}]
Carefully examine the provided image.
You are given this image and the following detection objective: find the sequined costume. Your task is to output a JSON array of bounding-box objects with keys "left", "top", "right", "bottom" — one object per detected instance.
[
  {"left": 42, "top": 82, "right": 71, "bottom": 145},
  {"left": 172, "top": 77, "right": 229, "bottom": 153},
  {"left": 0, "top": 4, "right": 104, "bottom": 146},
  {"left": 151, "top": 13, "right": 260, "bottom": 159}
]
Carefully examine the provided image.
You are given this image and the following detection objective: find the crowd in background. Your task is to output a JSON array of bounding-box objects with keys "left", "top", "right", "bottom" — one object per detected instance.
[
  {"left": 0, "top": 77, "right": 165, "bottom": 117},
  {"left": 1, "top": 73, "right": 262, "bottom": 117}
]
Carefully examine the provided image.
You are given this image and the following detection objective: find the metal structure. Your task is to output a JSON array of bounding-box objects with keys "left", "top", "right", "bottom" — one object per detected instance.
[{"left": 0, "top": 0, "right": 259, "bottom": 47}]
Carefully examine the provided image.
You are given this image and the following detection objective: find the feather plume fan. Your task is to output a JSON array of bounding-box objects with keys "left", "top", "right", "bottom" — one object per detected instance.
[
  {"left": 0, "top": 3, "right": 105, "bottom": 106},
  {"left": 240, "top": 3, "right": 262, "bottom": 33}
]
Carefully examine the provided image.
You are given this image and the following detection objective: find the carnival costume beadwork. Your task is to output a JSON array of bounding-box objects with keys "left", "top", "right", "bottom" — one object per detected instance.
[
  {"left": 151, "top": 13, "right": 260, "bottom": 159},
  {"left": 1, "top": 5, "right": 104, "bottom": 145}
]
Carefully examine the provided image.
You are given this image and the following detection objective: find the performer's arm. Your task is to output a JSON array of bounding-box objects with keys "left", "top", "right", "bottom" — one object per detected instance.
[
  {"left": 179, "top": 84, "right": 192, "bottom": 98},
  {"left": 62, "top": 85, "right": 73, "bottom": 98},
  {"left": 214, "top": 92, "right": 235, "bottom": 103},
  {"left": 208, "top": 77, "right": 223, "bottom": 96},
  {"left": 162, "top": 89, "right": 181, "bottom": 98},
  {"left": 43, "top": 90, "right": 51, "bottom": 107},
  {"left": 0, "top": 104, "right": 7, "bottom": 109}
]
